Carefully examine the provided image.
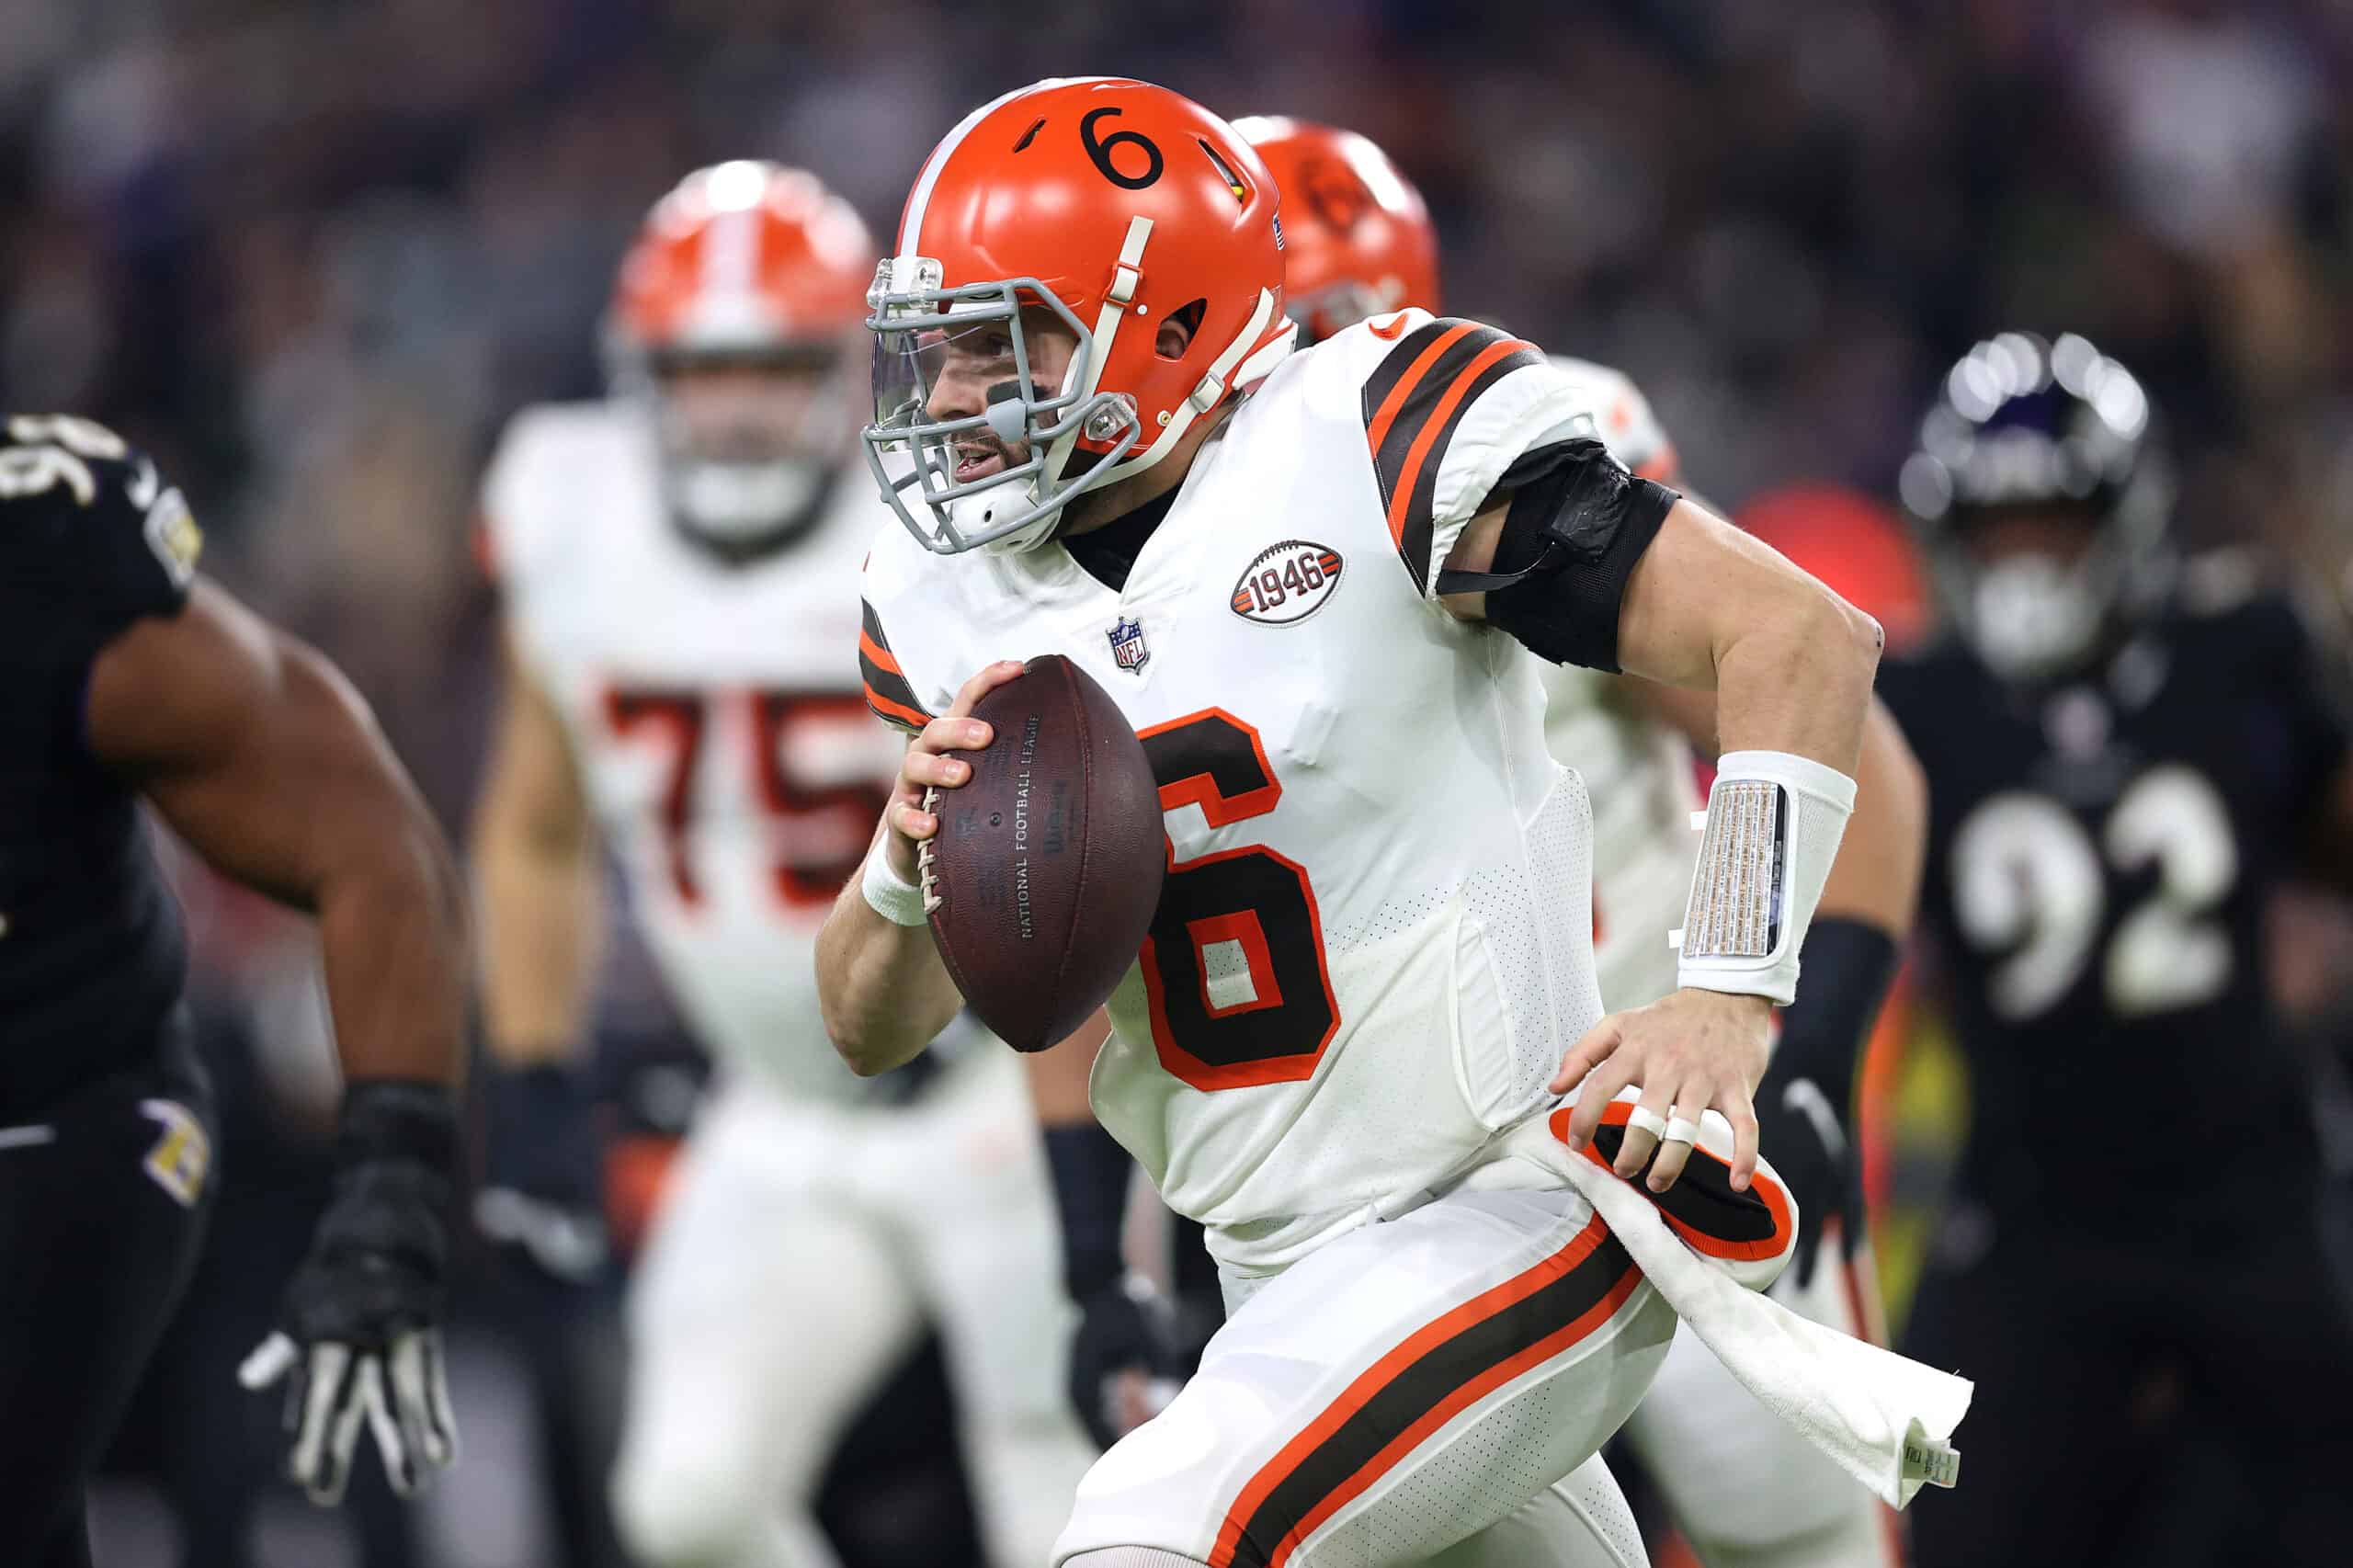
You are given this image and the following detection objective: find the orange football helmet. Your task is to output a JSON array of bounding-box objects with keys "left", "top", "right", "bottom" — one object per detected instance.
[
  {"left": 864, "top": 78, "right": 1295, "bottom": 553},
  {"left": 1234, "top": 116, "right": 1439, "bottom": 343},
  {"left": 608, "top": 161, "right": 877, "bottom": 547}
]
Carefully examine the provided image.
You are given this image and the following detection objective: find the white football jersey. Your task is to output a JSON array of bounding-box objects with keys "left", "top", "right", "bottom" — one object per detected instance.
[
  {"left": 483, "top": 401, "right": 904, "bottom": 1099},
  {"left": 865, "top": 311, "right": 1630, "bottom": 1274},
  {"left": 1536, "top": 358, "right": 1699, "bottom": 1013}
]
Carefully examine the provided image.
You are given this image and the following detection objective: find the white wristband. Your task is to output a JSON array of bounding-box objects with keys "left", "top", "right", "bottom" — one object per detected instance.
[
  {"left": 1673, "top": 749, "right": 1856, "bottom": 1006},
  {"left": 860, "top": 835, "right": 931, "bottom": 926}
]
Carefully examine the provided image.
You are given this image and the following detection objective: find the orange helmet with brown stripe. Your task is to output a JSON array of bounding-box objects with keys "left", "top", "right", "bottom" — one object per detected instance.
[
  {"left": 608, "top": 161, "right": 877, "bottom": 552},
  {"left": 864, "top": 77, "right": 1296, "bottom": 554},
  {"left": 1233, "top": 117, "right": 1440, "bottom": 343}
]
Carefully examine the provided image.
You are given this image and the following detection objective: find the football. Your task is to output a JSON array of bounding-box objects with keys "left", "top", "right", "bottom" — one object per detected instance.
[{"left": 920, "top": 655, "right": 1165, "bottom": 1051}]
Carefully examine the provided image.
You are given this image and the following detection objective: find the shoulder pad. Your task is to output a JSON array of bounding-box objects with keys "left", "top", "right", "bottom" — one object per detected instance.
[
  {"left": 2, "top": 414, "right": 201, "bottom": 622},
  {"left": 1327, "top": 314, "right": 1598, "bottom": 595},
  {"left": 858, "top": 527, "right": 955, "bottom": 733},
  {"left": 479, "top": 401, "right": 631, "bottom": 585}
]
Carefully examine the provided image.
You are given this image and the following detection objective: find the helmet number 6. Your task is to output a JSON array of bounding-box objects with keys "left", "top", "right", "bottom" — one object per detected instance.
[{"left": 1081, "top": 108, "right": 1164, "bottom": 190}]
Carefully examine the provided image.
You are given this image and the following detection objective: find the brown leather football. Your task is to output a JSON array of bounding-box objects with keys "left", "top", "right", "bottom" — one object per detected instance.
[{"left": 920, "top": 655, "right": 1165, "bottom": 1052}]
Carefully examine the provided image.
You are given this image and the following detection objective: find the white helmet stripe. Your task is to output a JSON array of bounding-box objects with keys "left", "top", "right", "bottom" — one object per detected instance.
[
  {"left": 701, "top": 206, "right": 761, "bottom": 294},
  {"left": 898, "top": 80, "right": 1063, "bottom": 261}
]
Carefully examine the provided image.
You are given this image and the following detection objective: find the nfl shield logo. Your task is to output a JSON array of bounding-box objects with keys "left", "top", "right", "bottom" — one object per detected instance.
[{"left": 1107, "top": 616, "right": 1150, "bottom": 674}]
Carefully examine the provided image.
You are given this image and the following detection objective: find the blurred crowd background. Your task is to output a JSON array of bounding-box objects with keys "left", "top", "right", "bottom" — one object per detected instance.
[{"left": 8, "top": 0, "right": 2353, "bottom": 1563}]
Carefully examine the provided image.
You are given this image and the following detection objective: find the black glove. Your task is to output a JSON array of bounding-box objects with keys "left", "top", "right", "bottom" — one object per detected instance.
[
  {"left": 1759, "top": 918, "right": 1899, "bottom": 1289},
  {"left": 240, "top": 1080, "right": 460, "bottom": 1504},
  {"left": 1047, "top": 1119, "right": 1197, "bottom": 1449},
  {"left": 472, "top": 1061, "right": 611, "bottom": 1287},
  {"left": 1752, "top": 1071, "right": 1865, "bottom": 1288},
  {"left": 1067, "top": 1274, "right": 1192, "bottom": 1450}
]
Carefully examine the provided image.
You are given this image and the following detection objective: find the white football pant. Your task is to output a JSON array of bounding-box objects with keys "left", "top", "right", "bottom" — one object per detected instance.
[
  {"left": 610, "top": 1051, "right": 1096, "bottom": 1568},
  {"left": 1053, "top": 1183, "right": 1681, "bottom": 1567}
]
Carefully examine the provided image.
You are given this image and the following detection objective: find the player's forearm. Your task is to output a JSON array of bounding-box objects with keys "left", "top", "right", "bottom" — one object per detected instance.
[
  {"left": 314, "top": 822, "right": 470, "bottom": 1085},
  {"left": 472, "top": 829, "right": 602, "bottom": 1066},
  {"left": 1815, "top": 699, "right": 1927, "bottom": 937},
  {"left": 1709, "top": 590, "right": 1881, "bottom": 776},
  {"left": 814, "top": 879, "right": 965, "bottom": 1075}
]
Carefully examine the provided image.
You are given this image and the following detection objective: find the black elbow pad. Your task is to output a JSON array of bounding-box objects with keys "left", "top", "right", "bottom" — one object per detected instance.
[{"left": 1434, "top": 437, "right": 1677, "bottom": 672}]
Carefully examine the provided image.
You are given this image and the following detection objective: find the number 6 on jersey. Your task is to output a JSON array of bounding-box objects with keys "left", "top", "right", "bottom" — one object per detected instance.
[{"left": 1138, "top": 710, "right": 1340, "bottom": 1090}]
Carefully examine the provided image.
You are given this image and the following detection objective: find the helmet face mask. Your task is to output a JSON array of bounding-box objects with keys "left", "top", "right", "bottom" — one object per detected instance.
[
  {"left": 1900, "top": 332, "right": 2174, "bottom": 682},
  {"left": 648, "top": 345, "right": 854, "bottom": 550},
  {"left": 864, "top": 267, "right": 1142, "bottom": 555},
  {"left": 862, "top": 78, "right": 1295, "bottom": 559}
]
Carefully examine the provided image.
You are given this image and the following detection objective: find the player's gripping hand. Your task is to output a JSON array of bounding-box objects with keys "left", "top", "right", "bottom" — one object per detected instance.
[
  {"left": 240, "top": 1081, "right": 460, "bottom": 1505},
  {"left": 1551, "top": 988, "right": 1771, "bottom": 1194},
  {"left": 882, "top": 659, "right": 1027, "bottom": 882}
]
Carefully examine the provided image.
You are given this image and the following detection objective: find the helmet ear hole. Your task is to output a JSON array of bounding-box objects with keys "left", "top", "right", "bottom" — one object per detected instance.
[{"left": 1157, "top": 299, "right": 1207, "bottom": 360}]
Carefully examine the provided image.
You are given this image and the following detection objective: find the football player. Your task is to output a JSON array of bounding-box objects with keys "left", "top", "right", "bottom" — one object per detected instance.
[
  {"left": 1034, "top": 115, "right": 1929, "bottom": 1567},
  {"left": 1282, "top": 118, "right": 1927, "bottom": 1568},
  {"left": 0, "top": 416, "right": 466, "bottom": 1565},
  {"left": 820, "top": 79, "right": 1888, "bottom": 1566},
  {"left": 468, "top": 161, "right": 1092, "bottom": 1568},
  {"left": 1881, "top": 334, "right": 2353, "bottom": 1567}
]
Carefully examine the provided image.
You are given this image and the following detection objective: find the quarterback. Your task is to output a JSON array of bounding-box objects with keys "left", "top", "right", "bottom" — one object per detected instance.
[
  {"left": 818, "top": 79, "right": 1882, "bottom": 1567},
  {"left": 470, "top": 161, "right": 1091, "bottom": 1568},
  {"left": 1035, "top": 115, "right": 1932, "bottom": 1568}
]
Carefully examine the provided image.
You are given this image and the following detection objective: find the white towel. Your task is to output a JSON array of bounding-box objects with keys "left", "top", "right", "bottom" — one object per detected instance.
[{"left": 1499, "top": 1113, "right": 1971, "bottom": 1508}]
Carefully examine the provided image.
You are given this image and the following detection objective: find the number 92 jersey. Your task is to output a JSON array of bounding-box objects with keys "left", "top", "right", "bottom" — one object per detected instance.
[
  {"left": 482, "top": 402, "right": 903, "bottom": 1099},
  {"left": 1876, "top": 556, "right": 2351, "bottom": 1230},
  {"left": 863, "top": 312, "right": 1625, "bottom": 1277}
]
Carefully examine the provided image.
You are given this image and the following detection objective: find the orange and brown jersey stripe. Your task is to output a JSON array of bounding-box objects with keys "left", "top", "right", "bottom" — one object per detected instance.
[
  {"left": 1209, "top": 1212, "right": 1643, "bottom": 1568},
  {"left": 1545, "top": 1103, "right": 1796, "bottom": 1265},
  {"left": 1359, "top": 318, "right": 1546, "bottom": 594},
  {"left": 859, "top": 599, "right": 933, "bottom": 733}
]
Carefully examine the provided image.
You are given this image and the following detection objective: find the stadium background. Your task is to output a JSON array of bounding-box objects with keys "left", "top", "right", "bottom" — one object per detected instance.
[{"left": 6, "top": 0, "right": 2353, "bottom": 1562}]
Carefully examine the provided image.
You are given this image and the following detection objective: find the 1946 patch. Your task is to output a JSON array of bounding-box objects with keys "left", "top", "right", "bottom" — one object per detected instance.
[{"left": 1231, "top": 540, "right": 1344, "bottom": 626}]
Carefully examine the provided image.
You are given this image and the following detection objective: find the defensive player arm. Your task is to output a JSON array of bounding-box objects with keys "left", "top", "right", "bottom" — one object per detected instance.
[
  {"left": 816, "top": 660, "right": 1027, "bottom": 1074},
  {"left": 87, "top": 579, "right": 467, "bottom": 1087},
  {"left": 470, "top": 626, "right": 603, "bottom": 1068}
]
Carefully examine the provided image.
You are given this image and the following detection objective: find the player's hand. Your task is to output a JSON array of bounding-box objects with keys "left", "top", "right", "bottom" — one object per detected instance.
[
  {"left": 1067, "top": 1276, "right": 1187, "bottom": 1450},
  {"left": 471, "top": 1062, "right": 611, "bottom": 1289},
  {"left": 1754, "top": 1074, "right": 1862, "bottom": 1288},
  {"left": 884, "top": 659, "right": 1027, "bottom": 881},
  {"left": 1551, "top": 988, "right": 1771, "bottom": 1193},
  {"left": 240, "top": 1082, "right": 459, "bottom": 1505}
]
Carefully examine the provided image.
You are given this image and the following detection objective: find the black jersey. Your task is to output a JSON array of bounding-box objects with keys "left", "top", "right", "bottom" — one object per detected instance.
[
  {"left": 0, "top": 416, "right": 203, "bottom": 1118},
  {"left": 1878, "top": 557, "right": 2350, "bottom": 1234}
]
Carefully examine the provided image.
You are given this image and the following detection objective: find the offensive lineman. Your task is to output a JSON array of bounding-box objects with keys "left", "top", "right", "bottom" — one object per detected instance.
[
  {"left": 469, "top": 160, "right": 1093, "bottom": 1568},
  {"left": 1034, "top": 116, "right": 1930, "bottom": 1568},
  {"left": 820, "top": 78, "right": 1887, "bottom": 1566},
  {"left": 0, "top": 416, "right": 466, "bottom": 1564},
  {"left": 1881, "top": 334, "right": 2353, "bottom": 1567}
]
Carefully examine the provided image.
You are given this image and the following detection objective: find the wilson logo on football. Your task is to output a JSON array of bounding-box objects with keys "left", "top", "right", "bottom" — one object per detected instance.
[{"left": 1231, "top": 540, "right": 1345, "bottom": 626}]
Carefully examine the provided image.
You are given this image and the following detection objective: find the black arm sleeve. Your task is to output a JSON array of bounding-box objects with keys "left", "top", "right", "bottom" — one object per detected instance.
[
  {"left": 1043, "top": 1119, "right": 1134, "bottom": 1300},
  {"left": 1432, "top": 437, "right": 1677, "bottom": 673},
  {"left": 1759, "top": 915, "right": 1900, "bottom": 1115}
]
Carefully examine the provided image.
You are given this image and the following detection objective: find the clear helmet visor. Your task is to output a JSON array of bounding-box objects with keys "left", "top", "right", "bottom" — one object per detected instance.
[{"left": 861, "top": 266, "right": 1141, "bottom": 555}]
